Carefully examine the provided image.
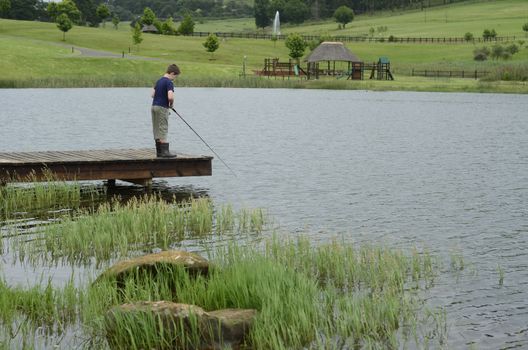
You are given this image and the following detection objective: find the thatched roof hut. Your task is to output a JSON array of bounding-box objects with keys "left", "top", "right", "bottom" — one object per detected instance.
[
  {"left": 305, "top": 41, "right": 361, "bottom": 63},
  {"left": 304, "top": 41, "right": 363, "bottom": 80},
  {"left": 142, "top": 24, "right": 158, "bottom": 33}
]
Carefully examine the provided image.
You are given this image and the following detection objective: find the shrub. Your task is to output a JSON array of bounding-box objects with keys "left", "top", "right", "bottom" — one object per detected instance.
[
  {"left": 464, "top": 32, "right": 474, "bottom": 42},
  {"left": 506, "top": 43, "right": 519, "bottom": 55},
  {"left": 490, "top": 44, "right": 504, "bottom": 60},
  {"left": 161, "top": 17, "right": 177, "bottom": 35},
  {"left": 178, "top": 14, "right": 194, "bottom": 35},
  {"left": 473, "top": 46, "right": 490, "bottom": 61},
  {"left": 483, "top": 28, "right": 497, "bottom": 40},
  {"left": 388, "top": 35, "right": 395, "bottom": 42}
]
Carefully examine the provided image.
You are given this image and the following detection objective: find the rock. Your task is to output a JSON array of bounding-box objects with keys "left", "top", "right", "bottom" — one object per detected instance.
[
  {"left": 105, "top": 301, "right": 256, "bottom": 350},
  {"left": 95, "top": 250, "right": 210, "bottom": 285}
]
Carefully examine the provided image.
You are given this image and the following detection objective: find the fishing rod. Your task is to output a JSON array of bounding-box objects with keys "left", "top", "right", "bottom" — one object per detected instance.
[{"left": 170, "top": 107, "right": 237, "bottom": 177}]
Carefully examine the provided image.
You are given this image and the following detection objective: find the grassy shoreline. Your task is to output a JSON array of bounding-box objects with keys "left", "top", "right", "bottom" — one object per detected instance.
[{"left": 2, "top": 75, "right": 527, "bottom": 94}]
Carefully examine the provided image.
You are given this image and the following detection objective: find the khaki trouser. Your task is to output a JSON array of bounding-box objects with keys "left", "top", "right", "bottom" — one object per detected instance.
[{"left": 151, "top": 105, "right": 169, "bottom": 140}]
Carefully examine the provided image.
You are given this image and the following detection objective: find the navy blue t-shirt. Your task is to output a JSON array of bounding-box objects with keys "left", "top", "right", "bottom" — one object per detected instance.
[{"left": 152, "top": 77, "right": 174, "bottom": 108}]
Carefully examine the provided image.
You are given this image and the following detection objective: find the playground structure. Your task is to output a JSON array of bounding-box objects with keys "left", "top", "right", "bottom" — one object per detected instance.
[
  {"left": 366, "top": 57, "right": 394, "bottom": 80},
  {"left": 255, "top": 58, "right": 307, "bottom": 78},
  {"left": 255, "top": 42, "right": 393, "bottom": 81},
  {"left": 256, "top": 57, "right": 393, "bottom": 81}
]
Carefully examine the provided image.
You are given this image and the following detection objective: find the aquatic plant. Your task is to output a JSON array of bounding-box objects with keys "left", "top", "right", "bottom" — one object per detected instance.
[
  {"left": 80, "top": 236, "right": 441, "bottom": 349},
  {"left": 14, "top": 196, "right": 268, "bottom": 266},
  {"left": 0, "top": 172, "right": 104, "bottom": 220}
]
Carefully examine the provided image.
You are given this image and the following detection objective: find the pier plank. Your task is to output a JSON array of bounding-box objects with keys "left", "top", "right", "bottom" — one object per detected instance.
[{"left": 0, "top": 148, "right": 212, "bottom": 185}]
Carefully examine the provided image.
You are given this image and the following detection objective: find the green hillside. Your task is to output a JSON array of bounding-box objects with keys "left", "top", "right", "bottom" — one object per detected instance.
[
  {"left": 1, "top": 0, "right": 527, "bottom": 92},
  {"left": 198, "top": 0, "right": 528, "bottom": 37}
]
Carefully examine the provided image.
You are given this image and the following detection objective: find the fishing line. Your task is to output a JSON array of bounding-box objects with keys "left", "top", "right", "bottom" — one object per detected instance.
[{"left": 170, "top": 107, "right": 237, "bottom": 177}]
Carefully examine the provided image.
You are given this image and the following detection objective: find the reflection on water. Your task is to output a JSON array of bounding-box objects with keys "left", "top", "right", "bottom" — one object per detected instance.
[{"left": 0, "top": 88, "right": 527, "bottom": 349}]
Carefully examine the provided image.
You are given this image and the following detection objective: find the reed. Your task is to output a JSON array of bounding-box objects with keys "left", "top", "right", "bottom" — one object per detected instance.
[
  {"left": 482, "top": 62, "right": 528, "bottom": 82},
  {"left": 14, "top": 196, "right": 268, "bottom": 266},
  {"left": 80, "top": 236, "right": 442, "bottom": 349},
  {"left": 0, "top": 172, "right": 104, "bottom": 220},
  {"left": 0, "top": 276, "right": 79, "bottom": 337}
]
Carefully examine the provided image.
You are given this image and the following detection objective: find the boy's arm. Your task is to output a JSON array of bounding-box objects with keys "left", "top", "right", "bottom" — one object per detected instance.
[{"left": 168, "top": 90, "right": 174, "bottom": 107}]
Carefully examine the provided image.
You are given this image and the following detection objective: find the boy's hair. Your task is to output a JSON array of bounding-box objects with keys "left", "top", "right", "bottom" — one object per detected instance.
[{"left": 166, "top": 64, "right": 181, "bottom": 75}]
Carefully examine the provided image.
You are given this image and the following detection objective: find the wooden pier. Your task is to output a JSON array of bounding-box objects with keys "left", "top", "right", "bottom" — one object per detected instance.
[{"left": 0, "top": 149, "right": 213, "bottom": 186}]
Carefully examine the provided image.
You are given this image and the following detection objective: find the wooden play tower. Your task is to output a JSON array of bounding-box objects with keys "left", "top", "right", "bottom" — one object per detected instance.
[{"left": 368, "top": 57, "right": 394, "bottom": 80}]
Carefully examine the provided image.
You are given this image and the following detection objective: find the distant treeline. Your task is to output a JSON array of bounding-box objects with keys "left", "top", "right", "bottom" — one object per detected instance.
[{"left": 0, "top": 0, "right": 470, "bottom": 25}]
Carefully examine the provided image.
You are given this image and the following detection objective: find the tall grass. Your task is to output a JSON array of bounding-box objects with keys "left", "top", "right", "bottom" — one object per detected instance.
[
  {"left": 0, "top": 235, "right": 444, "bottom": 349},
  {"left": 0, "top": 276, "right": 79, "bottom": 337},
  {"left": 482, "top": 62, "right": 528, "bottom": 81},
  {"left": 82, "top": 236, "right": 441, "bottom": 349},
  {"left": 0, "top": 173, "right": 104, "bottom": 220},
  {"left": 14, "top": 196, "right": 268, "bottom": 266}
]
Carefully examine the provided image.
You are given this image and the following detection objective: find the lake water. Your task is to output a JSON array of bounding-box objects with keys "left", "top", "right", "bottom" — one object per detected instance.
[{"left": 0, "top": 88, "right": 527, "bottom": 349}]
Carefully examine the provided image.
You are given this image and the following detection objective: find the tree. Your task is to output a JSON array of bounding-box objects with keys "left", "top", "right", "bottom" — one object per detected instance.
[
  {"left": 178, "top": 14, "right": 194, "bottom": 35},
  {"left": 0, "top": 0, "right": 11, "bottom": 18},
  {"left": 334, "top": 6, "right": 354, "bottom": 28},
  {"left": 285, "top": 33, "right": 307, "bottom": 63},
  {"left": 132, "top": 22, "right": 143, "bottom": 50},
  {"left": 72, "top": 0, "right": 98, "bottom": 26},
  {"left": 483, "top": 28, "right": 497, "bottom": 40},
  {"left": 47, "top": 2, "right": 59, "bottom": 20},
  {"left": 161, "top": 16, "right": 177, "bottom": 35},
  {"left": 254, "top": 0, "right": 270, "bottom": 29},
  {"left": 111, "top": 14, "right": 120, "bottom": 30},
  {"left": 523, "top": 23, "right": 528, "bottom": 37},
  {"left": 9, "top": 0, "right": 37, "bottom": 20},
  {"left": 203, "top": 33, "right": 220, "bottom": 59},
  {"left": 56, "top": 13, "right": 72, "bottom": 41},
  {"left": 95, "top": 3, "right": 110, "bottom": 27},
  {"left": 283, "top": 0, "right": 309, "bottom": 24},
  {"left": 141, "top": 7, "right": 156, "bottom": 25},
  {"left": 48, "top": 0, "right": 80, "bottom": 23},
  {"left": 464, "top": 32, "right": 474, "bottom": 42}
]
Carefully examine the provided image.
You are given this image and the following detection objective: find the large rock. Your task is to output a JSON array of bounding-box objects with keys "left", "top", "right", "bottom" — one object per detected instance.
[
  {"left": 95, "top": 250, "right": 210, "bottom": 285},
  {"left": 105, "top": 301, "right": 256, "bottom": 350}
]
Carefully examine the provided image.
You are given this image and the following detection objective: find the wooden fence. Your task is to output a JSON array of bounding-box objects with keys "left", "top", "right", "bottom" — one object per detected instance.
[
  {"left": 190, "top": 32, "right": 518, "bottom": 44},
  {"left": 411, "top": 69, "right": 490, "bottom": 79}
]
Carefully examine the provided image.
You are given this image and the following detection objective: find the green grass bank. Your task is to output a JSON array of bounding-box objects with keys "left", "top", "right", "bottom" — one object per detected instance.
[{"left": 1, "top": 0, "right": 528, "bottom": 92}]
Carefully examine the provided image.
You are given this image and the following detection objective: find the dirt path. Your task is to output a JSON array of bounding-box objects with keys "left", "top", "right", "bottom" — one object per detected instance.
[{"left": 72, "top": 46, "right": 161, "bottom": 60}]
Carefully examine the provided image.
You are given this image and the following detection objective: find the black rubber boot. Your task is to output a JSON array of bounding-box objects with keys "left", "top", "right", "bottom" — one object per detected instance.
[
  {"left": 158, "top": 142, "right": 177, "bottom": 158},
  {"left": 155, "top": 139, "right": 161, "bottom": 157}
]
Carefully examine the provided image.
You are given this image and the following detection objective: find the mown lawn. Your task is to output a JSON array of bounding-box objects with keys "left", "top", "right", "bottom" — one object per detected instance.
[{"left": 1, "top": 0, "right": 527, "bottom": 92}]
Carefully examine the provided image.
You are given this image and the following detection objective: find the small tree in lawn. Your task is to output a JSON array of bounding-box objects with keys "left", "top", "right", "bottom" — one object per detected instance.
[
  {"left": 96, "top": 3, "right": 110, "bottom": 27},
  {"left": 333, "top": 5, "right": 354, "bottom": 29},
  {"left": 203, "top": 33, "right": 220, "bottom": 59},
  {"left": 56, "top": 13, "right": 72, "bottom": 41},
  {"left": 523, "top": 23, "right": 528, "bottom": 37},
  {"left": 132, "top": 22, "right": 143, "bottom": 51},
  {"left": 285, "top": 33, "right": 307, "bottom": 64},
  {"left": 111, "top": 14, "right": 119, "bottom": 30}
]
